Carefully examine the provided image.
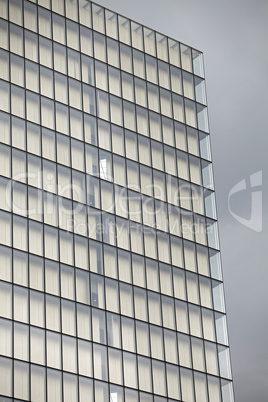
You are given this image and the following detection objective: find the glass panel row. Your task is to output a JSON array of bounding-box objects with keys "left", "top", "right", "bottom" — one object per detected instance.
[
  {"left": 1, "top": 0, "right": 204, "bottom": 77},
  {"left": 0, "top": 239, "right": 225, "bottom": 309},
  {"left": 0, "top": 79, "right": 208, "bottom": 133},
  {"left": 0, "top": 110, "right": 212, "bottom": 162},
  {"left": 0, "top": 45, "right": 207, "bottom": 105},
  {"left": 0, "top": 355, "right": 233, "bottom": 402},
  {"left": 0, "top": 318, "right": 232, "bottom": 387},
  {"left": 1, "top": 200, "right": 218, "bottom": 260},
  {"left": 0, "top": 228, "right": 223, "bottom": 283},
  {"left": 0, "top": 150, "right": 215, "bottom": 216},
  {"left": 0, "top": 309, "right": 231, "bottom": 364},
  {"left": 0, "top": 250, "right": 220, "bottom": 311}
]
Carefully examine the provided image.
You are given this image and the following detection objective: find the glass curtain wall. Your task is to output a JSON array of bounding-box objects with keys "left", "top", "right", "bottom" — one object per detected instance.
[{"left": 0, "top": 1, "right": 234, "bottom": 402}]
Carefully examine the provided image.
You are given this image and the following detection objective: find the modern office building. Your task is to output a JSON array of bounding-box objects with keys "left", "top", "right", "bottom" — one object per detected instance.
[{"left": 0, "top": 1, "right": 234, "bottom": 401}]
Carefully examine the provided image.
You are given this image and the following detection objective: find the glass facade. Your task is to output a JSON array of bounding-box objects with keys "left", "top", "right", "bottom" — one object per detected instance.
[{"left": 0, "top": 1, "right": 234, "bottom": 401}]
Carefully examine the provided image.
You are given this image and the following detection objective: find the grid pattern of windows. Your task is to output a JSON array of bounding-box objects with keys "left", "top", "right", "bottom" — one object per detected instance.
[{"left": 0, "top": 1, "right": 233, "bottom": 402}]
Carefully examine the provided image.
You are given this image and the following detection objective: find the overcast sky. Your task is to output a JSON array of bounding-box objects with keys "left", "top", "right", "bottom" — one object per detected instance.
[{"left": 96, "top": 0, "right": 268, "bottom": 400}]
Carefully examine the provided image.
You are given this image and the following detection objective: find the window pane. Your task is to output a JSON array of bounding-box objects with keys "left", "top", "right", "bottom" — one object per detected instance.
[
  {"left": 105, "top": 10, "right": 118, "bottom": 39},
  {"left": 14, "top": 361, "right": 29, "bottom": 400},
  {"left": 47, "top": 369, "right": 62, "bottom": 402},
  {"left": 123, "top": 351, "right": 137, "bottom": 388},
  {"left": 93, "top": 344, "right": 107, "bottom": 381},
  {"left": 31, "top": 366, "right": 46, "bottom": 402}
]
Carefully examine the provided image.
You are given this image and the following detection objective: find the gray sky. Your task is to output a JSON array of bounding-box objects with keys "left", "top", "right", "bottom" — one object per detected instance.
[{"left": 96, "top": 0, "right": 268, "bottom": 400}]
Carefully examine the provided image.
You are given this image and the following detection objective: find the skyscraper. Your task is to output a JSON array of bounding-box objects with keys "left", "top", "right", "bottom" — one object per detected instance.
[{"left": 0, "top": 1, "right": 234, "bottom": 401}]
